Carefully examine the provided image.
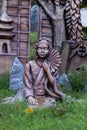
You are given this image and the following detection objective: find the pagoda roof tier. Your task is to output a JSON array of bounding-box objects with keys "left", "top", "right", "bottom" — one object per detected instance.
[
  {"left": 0, "top": 25, "right": 14, "bottom": 31},
  {"left": 0, "top": 12, "right": 13, "bottom": 23},
  {"left": 0, "top": 32, "right": 15, "bottom": 39}
]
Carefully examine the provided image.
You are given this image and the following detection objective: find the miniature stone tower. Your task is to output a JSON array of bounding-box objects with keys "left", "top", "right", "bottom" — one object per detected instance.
[
  {"left": 0, "top": 0, "right": 15, "bottom": 54},
  {"left": 0, "top": 0, "right": 16, "bottom": 74}
]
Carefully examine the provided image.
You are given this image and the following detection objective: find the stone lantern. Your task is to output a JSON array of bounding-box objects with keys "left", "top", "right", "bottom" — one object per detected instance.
[
  {"left": 0, "top": 0, "right": 15, "bottom": 54},
  {"left": 0, "top": 0, "right": 15, "bottom": 74}
]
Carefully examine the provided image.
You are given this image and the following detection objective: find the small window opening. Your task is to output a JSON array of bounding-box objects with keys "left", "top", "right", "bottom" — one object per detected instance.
[{"left": 2, "top": 43, "right": 8, "bottom": 53}]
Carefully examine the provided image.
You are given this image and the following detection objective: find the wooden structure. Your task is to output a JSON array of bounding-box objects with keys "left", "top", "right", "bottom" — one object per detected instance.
[
  {"left": 69, "top": 41, "right": 87, "bottom": 71},
  {"left": 38, "top": 1, "right": 54, "bottom": 47},
  {"left": 37, "top": 0, "right": 87, "bottom": 73},
  {"left": 7, "top": 0, "right": 31, "bottom": 64},
  {"left": 0, "top": 0, "right": 87, "bottom": 74},
  {"left": 0, "top": 0, "right": 31, "bottom": 74}
]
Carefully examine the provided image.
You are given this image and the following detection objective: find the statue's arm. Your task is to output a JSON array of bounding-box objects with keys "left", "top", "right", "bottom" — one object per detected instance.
[
  {"left": 43, "top": 61, "right": 54, "bottom": 85},
  {"left": 23, "top": 63, "right": 39, "bottom": 105},
  {"left": 36, "top": 0, "right": 56, "bottom": 20},
  {"left": 23, "top": 63, "right": 34, "bottom": 97}
]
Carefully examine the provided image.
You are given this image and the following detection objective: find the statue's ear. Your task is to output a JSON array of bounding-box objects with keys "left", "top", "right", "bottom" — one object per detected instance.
[{"left": 46, "top": 39, "right": 51, "bottom": 44}]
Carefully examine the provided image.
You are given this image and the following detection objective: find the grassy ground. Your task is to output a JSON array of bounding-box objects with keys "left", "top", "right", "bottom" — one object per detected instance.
[
  {"left": 0, "top": 90, "right": 87, "bottom": 130},
  {"left": 0, "top": 75, "right": 87, "bottom": 130}
]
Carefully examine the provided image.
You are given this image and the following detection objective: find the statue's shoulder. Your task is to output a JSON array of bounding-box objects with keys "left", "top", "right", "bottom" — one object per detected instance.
[
  {"left": 25, "top": 60, "right": 34, "bottom": 68},
  {"left": 25, "top": 60, "right": 37, "bottom": 70},
  {"left": 29, "top": 60, "right": 36, "bottom": 65}
]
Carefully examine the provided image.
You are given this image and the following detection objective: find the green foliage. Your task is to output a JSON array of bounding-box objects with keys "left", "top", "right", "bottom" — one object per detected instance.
[
  {"left": 30, "top": 32, "right": 38, "bottom": 44},
  {"left": 31, "top": 0, "right": 37, "bottom": 6},
  {"left": 30, "top": 32, "right": 38, "bottom": 60},
  {"left": 30, "top": 46, "right": 35, "bottom": 60},
  {"left": 83, "top": 27, "right": 87, "bottom": 39},
  {"left": 0, "top": 93, "right": 87, "bottom": 130},
  {"left": 0, "top": 74, "right": 9, "bottom": 89},
  {"left": 0, "top": 73, "right": 87, "bottom": 130},
  {"left": 68, "top": 66, "right": 87, "bottom": 92},
  {"left": 82, "top": 0, "right": 87, "bottom": 5},
  {"left": 0, "top": 74, "right": 16, "bottom": 99}
]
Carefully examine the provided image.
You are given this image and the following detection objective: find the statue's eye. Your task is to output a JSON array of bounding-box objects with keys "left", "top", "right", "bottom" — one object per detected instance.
[
  {"left": 38, "top": 47, "right": 41, "bottom": 50},
  {"left": 44, "top": 47, "right": 48, "bottom": 50}
]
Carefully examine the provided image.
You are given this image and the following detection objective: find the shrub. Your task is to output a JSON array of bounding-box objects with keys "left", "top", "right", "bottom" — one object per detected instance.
[
  {"left": 68, "top": 66, "right": 87, "bottom": 91},
  {"left": 30, "top": 32, "right": 38, "bottom": 60},
  {"left": 83, "top": 27, "right": 87, "bottom": 39},
  {"left": 30, "top": 32, "right": 38, "bottom": 44},
  {"left": 0, "top": 73, "right": 9, "bottom": 89}
]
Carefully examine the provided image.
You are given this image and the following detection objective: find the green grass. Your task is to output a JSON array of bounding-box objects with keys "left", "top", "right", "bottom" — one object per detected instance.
[
  {"left": 0, "top": 73, "right": 9, "bottom": 89},
  {"left": 0, "top": 74, "right": 87, "bottom": 130},
  {"left": 0, "top": 93, "right": 87, "bottom": 130}
]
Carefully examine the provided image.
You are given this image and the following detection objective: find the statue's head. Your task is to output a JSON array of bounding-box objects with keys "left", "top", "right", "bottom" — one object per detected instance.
[
  {"left": 46, "top": 0, "right": 52, "bottom": 4},
  {"left": 54, "top": 0, "right": 59, "bottom": 5},
  {"left": 35, "top": 38, "right": 51, "bottom": 59},
  {"left": 60, "top": 0, "right": 66, "bottom": 5},
  {"left": 54, "top": 0, "right": 66, "bottom": 5}
]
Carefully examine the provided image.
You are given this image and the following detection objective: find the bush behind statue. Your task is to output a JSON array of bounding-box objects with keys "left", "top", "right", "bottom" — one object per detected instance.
[
  {"left": 0, "top": 73, "right": 9, "bottom": 89},
  {"left": 68, "top": 66, "right": 87, "bottom": 92}
]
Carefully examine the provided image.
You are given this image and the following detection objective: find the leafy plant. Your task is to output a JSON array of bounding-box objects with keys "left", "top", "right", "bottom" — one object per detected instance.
[
  {"left": 82, "top": 0, "right": 87, "bottom": 5},
  {"left": 83, "top": 27, "right": 87, "bottom": 39},
  {"left": 30, "top": 32, "right": 38, "bottom": 44},
  {"left": 30, "top": 32, "right": 38, "bottom": 60},
  {"left": 0, "top": 73, "right": 9, "bottom": 89},
  {"left": 68, "top": 66, "right": 87, "bottom": 91}
]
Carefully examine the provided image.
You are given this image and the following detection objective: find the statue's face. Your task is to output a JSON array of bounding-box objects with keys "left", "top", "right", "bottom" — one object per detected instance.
[
  {"left": 47, "top": 0, "right": 52, "bottom": 4},
  {"left": 37, "top": 40, "right": 49, "bottom": 58},
  {"left": 54, "top": 0, "right": 66, "bottom": 5}
]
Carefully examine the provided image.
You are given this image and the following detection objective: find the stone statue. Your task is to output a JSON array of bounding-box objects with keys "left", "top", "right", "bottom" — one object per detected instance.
[
  {"left": 65, "top": 0, "right": 83, "bottom": 46},
  {"left": 36, "top": 0, "right": 66, "bottom": 53},
  {"left": 37, "top": 0, "right": 83, "bottom": 50},
  {"left": 23, "top": 38, "right": 65, "bottom": 106}
]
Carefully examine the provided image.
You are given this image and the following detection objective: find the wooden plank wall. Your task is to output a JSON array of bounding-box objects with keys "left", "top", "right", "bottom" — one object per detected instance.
[
  {"left": 0, "top": 0, "right": 1, "bottom": 16},
  {"left": 7, "top": 0, "right": 31, "bottom": 64}
]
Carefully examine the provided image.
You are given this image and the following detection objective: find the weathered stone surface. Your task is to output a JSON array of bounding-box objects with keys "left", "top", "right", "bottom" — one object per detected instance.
[
  {"left": 2, "top": 88, "right": 24, "bottom": 104},
  {"left": 58, "top": 73, "right": 72, "bottom": 91},
  {"left": 9, "top": 57, "right": 24, "bottom": 90},
  {"left": 28, "top": 97, "right": 56, "bottom": 108},
  {"left": 31, "top": 5, "right": 39, "bottom": 32},
  {"left": 0, "top": 55, "right": 14, "bottom": 74}
]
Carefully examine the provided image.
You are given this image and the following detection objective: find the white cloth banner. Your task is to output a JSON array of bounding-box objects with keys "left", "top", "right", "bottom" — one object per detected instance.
[{"left": 80, "top": 8, "right": 87, "bottom": 27}]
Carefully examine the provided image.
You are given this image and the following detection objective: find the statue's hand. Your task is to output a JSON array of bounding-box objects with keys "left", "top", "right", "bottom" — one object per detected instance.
[
  {"left": 43, "top": 61, "right": 49, "bottom": 72},
  {"left": 28, "top": 96, "right": 38, "bottom": 105}
]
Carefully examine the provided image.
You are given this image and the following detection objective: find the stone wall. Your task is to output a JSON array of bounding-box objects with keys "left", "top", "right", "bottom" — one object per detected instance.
[{"left": 0, "top": 55, "right": 15, "bottom": 74}]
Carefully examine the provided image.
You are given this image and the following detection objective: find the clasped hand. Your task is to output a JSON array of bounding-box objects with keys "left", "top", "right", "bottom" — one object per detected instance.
[{"left": 43, "top": 60, "right": 50, "bottom": 71}]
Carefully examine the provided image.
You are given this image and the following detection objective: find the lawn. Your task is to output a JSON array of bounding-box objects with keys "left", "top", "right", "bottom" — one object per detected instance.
[{"left": 0, "top": 74, "right": 87, "bottom": 130}]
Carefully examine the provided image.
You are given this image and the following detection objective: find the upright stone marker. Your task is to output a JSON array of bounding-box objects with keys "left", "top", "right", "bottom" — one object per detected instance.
[{"left": 10, "top": 57, "right": 24, "bottom": 91}]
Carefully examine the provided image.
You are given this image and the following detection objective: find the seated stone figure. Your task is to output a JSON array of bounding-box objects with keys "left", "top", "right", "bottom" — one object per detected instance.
[{"left": 23, "top": 38, "right": 65, "bottom": 106}]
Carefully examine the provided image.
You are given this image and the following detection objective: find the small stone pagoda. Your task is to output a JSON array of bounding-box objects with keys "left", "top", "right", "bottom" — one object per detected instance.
[
  {"left": 0, "top": 0, "right": 15, "bottom": 54},
  {"left": 0, "top": 0, "right": 16, "bottom": 74},
  {"left": 0, "top": 0, "right": 31, "bottom": 74}
]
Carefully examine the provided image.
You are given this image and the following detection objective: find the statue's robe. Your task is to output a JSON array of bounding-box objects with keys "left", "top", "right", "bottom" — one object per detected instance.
[{"left": 23, "top": 60, "right": 63, "bottom": 99}]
